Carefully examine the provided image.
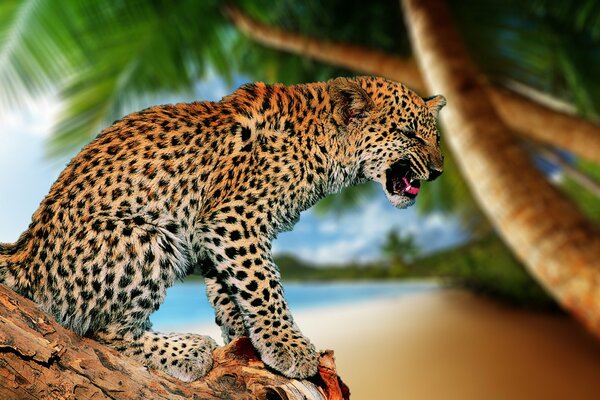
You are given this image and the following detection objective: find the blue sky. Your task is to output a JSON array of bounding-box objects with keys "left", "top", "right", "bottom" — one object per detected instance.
[{"left": 0, "top": 74, "right": 468, "bottom": 265}]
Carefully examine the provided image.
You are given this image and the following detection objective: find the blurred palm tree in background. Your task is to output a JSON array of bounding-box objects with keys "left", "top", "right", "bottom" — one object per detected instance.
[
  {"left": 380, "top": 230, "right": 420, "bottom": 276},
  {"left": 2, "top": 0, "right": 600, "bottom": 334},
  {"left": 402, "top": 0, "right": 600, "bottom": 335}
]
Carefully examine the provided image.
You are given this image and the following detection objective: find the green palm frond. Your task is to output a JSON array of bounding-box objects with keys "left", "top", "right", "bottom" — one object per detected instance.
[
  {"left": 0, "top": 0, "right": 82, "bottom": 109},
  {"left": 451, "top": 0, "right": 600, "bottom": 118},
  {"left": 528, "top": 0, "right": 600, "bottom": 39},
  {"left": 2, "top": 0, "right": 232, "bottom": 156}
]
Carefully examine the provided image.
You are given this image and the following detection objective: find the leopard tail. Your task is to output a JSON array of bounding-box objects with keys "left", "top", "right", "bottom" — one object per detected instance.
[
  {"left": 0, "top": 242, "right": 18, "bottom": 256},
  {"left": 0, "top": 230, "right": 31, "bottom": 283}
]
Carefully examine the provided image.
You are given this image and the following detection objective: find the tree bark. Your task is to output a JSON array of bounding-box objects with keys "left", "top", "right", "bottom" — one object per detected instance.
[
  {"left": 0, "top": 284, "right": 349, "bottom": 400},
  {"left": 224, "top": 5, "right": 425, "bottom": 91},
  {"left": 400, "top": 0, "right": 600, "bottom": 336},
  {"left": 225, "top": 5, "right": 600, "bottom": 165}
]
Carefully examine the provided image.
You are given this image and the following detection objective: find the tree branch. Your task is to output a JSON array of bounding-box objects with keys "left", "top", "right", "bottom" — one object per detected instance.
[
  {"left": 0, "top": 284, "right": 349, "bottom": 400},
  {"left": 224, "top": 4, "right": 600, "bottom": 165},
  {"left": 223, "top": 5, "right": 425, "bottom": 90}
]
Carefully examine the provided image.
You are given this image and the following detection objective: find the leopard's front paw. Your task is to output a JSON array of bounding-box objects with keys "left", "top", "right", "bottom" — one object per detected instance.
[{"left": 253, "top": 332, "right": 319, "bottom": 379}]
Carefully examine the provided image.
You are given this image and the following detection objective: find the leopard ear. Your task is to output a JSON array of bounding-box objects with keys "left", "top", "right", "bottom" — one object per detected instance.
[
  {"left": 424, "top": 95, "right": 447, "bottom": 117},
  {"left": 329, "top": 77, "right": 374, "bottom": 126}
]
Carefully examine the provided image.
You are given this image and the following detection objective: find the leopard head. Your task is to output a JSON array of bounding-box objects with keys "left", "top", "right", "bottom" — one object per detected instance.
[{"left": 328, "top": 76, "right": 446, "bottom": 209}]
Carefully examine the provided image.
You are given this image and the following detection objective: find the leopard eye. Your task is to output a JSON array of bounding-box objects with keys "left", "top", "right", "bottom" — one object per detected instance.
[{"left": 403, "top": 131, "right": 426, "bottom": 144}]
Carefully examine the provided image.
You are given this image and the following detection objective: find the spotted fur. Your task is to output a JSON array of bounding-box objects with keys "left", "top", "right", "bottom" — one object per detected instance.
[{"left": 0, "top": 76, "right": 445, "bottom": 380}]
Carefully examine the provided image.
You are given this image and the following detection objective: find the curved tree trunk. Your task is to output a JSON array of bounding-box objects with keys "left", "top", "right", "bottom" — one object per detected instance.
[
  {"left": 224, "top": 5, "right": 425, "bottom": 91},
  {"left": 400, "top": 0, "right": 600, "bottom": 336},
  {"left": 0, "top": 285, "right": 349, "bottom": 400},
  {"left": 492, "top": 88, "right": 600, "bottom": 165},
  {"left": 225, "top": 5, "right": 600, "bottom": 165}
]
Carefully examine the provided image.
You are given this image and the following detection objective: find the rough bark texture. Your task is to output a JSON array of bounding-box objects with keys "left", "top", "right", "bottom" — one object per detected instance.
[
  {"left": 225, "top": 5, "right": 600, "bottom": 165},
  {"left": 0, "top": 284, "right": 349, "bottom": 400},
  {"left": 401, "top": 0, "right": 600, "bottom": 336}
]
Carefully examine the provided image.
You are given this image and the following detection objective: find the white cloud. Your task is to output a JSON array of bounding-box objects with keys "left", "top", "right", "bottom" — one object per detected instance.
[
  {"left": 0, "top": 93, "right": 61, "bottom": 140},
  {"left": 296, "top": 235, "right": 373, "bottom": 265},
  {"left": 274, "top": 195, "right": 469, "bottom": 266},
  {"left": 318, "top": 220, "right": 340, "bottom": 234}
]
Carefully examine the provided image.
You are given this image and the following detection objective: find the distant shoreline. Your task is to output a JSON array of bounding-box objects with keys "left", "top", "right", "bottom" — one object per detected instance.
[{"left": 151, "top": 280, "right": 439, "bottom": 332}]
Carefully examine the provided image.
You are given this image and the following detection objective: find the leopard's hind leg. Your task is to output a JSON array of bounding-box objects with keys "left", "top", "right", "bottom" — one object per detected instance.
[
  {"left": 77, "top": 212, "right": 218, "bottom": 381},
  {"left": 98, "top": 328, "right": 217, "bottom": 382}
]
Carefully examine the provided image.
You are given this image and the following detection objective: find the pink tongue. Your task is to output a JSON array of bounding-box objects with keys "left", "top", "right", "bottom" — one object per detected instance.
[{"left": 402, "top": 177, "right": 420, "bottom": 195}]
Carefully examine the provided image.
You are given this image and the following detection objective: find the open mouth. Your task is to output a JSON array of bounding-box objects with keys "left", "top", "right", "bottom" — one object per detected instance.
[{"left": 385, "top": 160, "right": 421, "bottom": 199}]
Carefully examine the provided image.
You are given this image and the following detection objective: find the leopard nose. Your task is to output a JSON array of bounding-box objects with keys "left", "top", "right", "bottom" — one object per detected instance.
[{"left": 427, "top": 168, "right": 442, "bottom": 181}]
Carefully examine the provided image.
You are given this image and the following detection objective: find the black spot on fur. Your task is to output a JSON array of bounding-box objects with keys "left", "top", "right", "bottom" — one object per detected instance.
[{"left": 241, "top": 126, "right": 251, "bottom": 141}]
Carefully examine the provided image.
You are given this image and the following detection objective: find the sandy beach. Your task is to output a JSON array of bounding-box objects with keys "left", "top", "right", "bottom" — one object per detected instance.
[{"left": 183, "top": 289, "right": 600, "bottom": 400}]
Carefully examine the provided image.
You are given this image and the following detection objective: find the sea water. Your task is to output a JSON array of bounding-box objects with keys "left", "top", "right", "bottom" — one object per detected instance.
[{"left": 150, "top": 280, "right": 438, "bottom": 331}]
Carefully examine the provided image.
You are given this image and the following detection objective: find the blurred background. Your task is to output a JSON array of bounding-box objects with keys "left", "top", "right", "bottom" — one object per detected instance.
[{"left": 2, "top": 0, "right": 600, "bottom": 398}]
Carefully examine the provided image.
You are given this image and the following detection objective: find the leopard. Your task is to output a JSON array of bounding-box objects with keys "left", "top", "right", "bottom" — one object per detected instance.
[{"left": 0, "top": 76, "right": 445, "bottom": 382}]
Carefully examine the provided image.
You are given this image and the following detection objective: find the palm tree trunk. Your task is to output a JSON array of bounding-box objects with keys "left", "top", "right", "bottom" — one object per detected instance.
[
  {"left": 400, "top": 0, "right": 600, "bottom": 336},
  {"left": 225, "top": 5, "right": 600, "bottom": 165}
]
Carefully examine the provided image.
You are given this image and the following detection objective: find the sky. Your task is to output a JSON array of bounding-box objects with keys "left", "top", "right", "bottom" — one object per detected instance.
[{"left": 0, "top": 74, "right": 468, "bottom": 265}]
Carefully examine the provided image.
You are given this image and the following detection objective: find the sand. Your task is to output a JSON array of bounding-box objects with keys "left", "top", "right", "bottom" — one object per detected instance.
[{"left": 181, "top": 289, "right": 600, "bottom": 400}]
